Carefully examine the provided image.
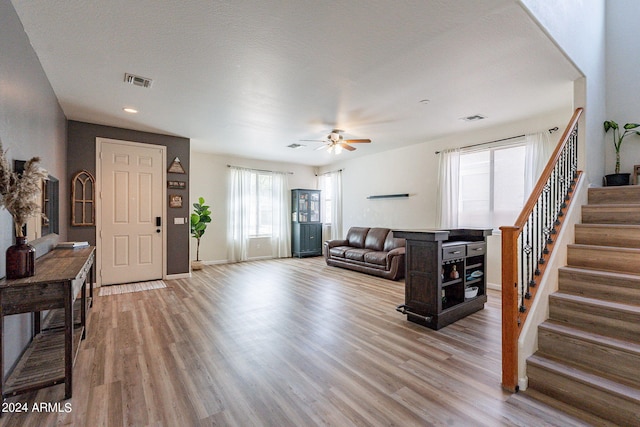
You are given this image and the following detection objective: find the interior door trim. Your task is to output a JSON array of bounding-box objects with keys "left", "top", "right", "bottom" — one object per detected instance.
[{"left": 95, "top": 137, "right": 167, "bottom": 287}]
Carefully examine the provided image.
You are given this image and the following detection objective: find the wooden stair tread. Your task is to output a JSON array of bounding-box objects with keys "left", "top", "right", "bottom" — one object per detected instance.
[
  {"left": 568, "top": 243, "right": 640, "bottom": 254},
  {"left": 558, "top": 266, "right": 640, "bottom": 305},
  {"left": 575, "top": 223, "right": 640, "bottom": 229},
  {"left": 559, "top": 265, "right": 640, "bottom": 281},
  {"left": 508, "top": 389, "right": 619, "bottom": 427},
  {"left": 540, "top": 320, "right": 640, "bottom": 355},
  {"left": 583, "top": 203, "right": 640, "bottom": 208},
  {"left": 567, "top": 244, "right": 640, "bottom": 275},
  {"left": 527, "top": 354, "right": 640, "bottom": 402},
  {"left": 550, "top": 291, "right": 640, "bottom": 314},
  {"left": 587, "top": 185, "right": 640, "bottom": 204}
]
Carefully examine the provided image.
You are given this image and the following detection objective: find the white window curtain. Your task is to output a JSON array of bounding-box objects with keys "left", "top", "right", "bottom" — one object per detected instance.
[
  {"left": 319, "top": 170, "right": 342, "bottom": 240},
  {"left": 326, "top": 170, "right": 343, "bottom": 240},
  {"left": 436, "top": 148, "right": 460, "bottom": 229},
  {"left": 524, "top": 131, "right": 554, "bottom": 195},
  {"left": 227, "top": 166, "right": 291, "bottom": 262},
  {"left": 227, "top": 167, "right": 252, "bottom": 262},
  {"left": 270, "top": 172, "right": 291, "bottom": 258}
]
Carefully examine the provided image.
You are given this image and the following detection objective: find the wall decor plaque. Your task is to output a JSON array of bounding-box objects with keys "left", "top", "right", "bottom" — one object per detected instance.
[
  {"left": 169, "top": 194, "right": 183, "bottom": 208},
  {"left": 168, "top": 157, "right": 186, "bottom": 174}
]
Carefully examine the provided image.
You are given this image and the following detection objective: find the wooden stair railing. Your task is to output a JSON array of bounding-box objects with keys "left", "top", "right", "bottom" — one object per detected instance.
[{"left": 500, "top": 108, "right": 583, "bottom": 392}]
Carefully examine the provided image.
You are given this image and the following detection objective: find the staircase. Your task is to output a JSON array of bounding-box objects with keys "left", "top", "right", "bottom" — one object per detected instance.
[{"left": 525, "top": 185, "right": 640, "bottom": 426}]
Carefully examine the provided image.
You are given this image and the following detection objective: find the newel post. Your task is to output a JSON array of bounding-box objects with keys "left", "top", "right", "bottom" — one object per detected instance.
[{"left": 500, "top": 225, "right": 520, "bottom": 392}]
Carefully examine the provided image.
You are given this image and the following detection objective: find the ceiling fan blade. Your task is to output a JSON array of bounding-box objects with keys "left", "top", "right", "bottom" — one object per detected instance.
[
  {"left": 344, "top": 139, "right": 371, "bottom": 143},
  {"left": 299, "top": 139, "right": 326, "bottom": 142},
  {"left": 315, "top": 144, "right": 328, "bottom": 151},
  {"left": 339, "top": 143, "right": 356, "bottom": 151}
]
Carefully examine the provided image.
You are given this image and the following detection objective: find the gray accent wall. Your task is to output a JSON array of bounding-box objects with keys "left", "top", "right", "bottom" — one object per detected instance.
[
  {"left": 0, "top": 0, "right": 68, "bottom": 376},
  {"left": 67, "top": 120, "right": 190, "bottom": 276}
]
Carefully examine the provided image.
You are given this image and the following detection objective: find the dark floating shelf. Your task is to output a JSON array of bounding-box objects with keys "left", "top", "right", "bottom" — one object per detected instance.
[{"left": 366, "top": 193, "right": 409, "bottom": 199}]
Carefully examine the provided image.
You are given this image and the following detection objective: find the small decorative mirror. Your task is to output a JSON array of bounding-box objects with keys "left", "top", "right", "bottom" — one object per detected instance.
[
  {"left": 42, "top": 175, "right": 59, "bottom": 235},
  {"left": 71, "top": 170, "right": 95, "bottom": 226}
]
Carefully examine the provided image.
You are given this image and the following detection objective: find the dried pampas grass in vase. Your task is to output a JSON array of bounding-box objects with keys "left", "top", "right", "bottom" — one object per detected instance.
[{"left": 0, "top": 144, "right": 48, "bottom": 279}]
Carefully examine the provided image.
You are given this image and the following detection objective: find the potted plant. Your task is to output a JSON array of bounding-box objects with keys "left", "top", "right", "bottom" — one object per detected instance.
[
  {"left": 190, "top": 197, "right": 211, "bottom": 270},
  {"left": 603, "top": 120, "right": 640, "bottom": 186}
]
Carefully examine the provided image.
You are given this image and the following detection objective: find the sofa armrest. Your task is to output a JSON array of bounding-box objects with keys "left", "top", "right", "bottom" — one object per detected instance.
[
  {"left": 386, "top": 247, "right": 406, "bottom": 279},
  {"left": 386, "top": 247, "right": 405, "bottom": 259},
  {"left": 325, "top": 239, "right": 349, "bottom": 249}
]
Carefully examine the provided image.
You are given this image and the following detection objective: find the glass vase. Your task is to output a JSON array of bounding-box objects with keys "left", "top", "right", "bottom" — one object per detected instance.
[{"left": 6, "top": 236, "right": 36, "bottom": 279}]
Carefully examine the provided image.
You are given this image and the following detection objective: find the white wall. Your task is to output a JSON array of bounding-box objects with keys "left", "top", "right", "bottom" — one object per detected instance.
[
  {"left": 519, "top": 0, "right": 607, "bottom": 184},
  {"left": 320, "top": 107, "right": 572, "bottom": 288},
  {"left": 605, "top": 0, "right": 640, "bottom": 177},
  {"left": 189, "top": 152, "right": 317, "bottom": 263}
]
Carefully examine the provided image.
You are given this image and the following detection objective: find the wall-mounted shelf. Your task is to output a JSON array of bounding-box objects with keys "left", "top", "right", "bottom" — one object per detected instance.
[{"left": 366, "top": 193, "right": 409, "bottom": 199}]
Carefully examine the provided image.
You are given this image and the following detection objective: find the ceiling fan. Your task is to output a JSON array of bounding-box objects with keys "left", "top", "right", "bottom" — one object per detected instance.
[{"left": 301, "top": 129, "right": 371, "bottom": 154}]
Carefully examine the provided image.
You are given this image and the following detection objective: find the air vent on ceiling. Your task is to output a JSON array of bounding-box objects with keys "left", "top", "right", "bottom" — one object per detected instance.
[
  {"left": 124, "top": 73, "right": 153, "bottom": 88},
  {"left": 461, "top": 114, "right": 486, "bottom": 122},
  {"left": 287, "top": 143, "right": 305, "bottom": 149}
]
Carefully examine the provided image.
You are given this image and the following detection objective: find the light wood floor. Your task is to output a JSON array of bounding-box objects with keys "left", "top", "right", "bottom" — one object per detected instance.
[{"left": 1, "top": 257, "right": 598, "bottom": 426}]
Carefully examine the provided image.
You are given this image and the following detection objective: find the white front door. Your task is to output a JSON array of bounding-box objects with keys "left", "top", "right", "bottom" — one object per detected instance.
[{"left": 98, "top": 139, "right": 165, "bottom": 285}]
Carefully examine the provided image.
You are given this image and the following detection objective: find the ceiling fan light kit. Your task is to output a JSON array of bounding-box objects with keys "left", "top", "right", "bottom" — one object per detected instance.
[{"left": 302, "top": 129, "right": 371, "bottom": 154}]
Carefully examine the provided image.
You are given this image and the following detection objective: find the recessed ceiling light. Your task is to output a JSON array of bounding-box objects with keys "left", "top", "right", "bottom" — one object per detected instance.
[
  {"left": 123, "top": 107, "right": 138, "bottom": 114},
  {"left": 460, "top": 114, "right": 486, "bottom": 122},
  {"left": 287, "top": 143, "right": 305, "bottom": 149},
  {"left": 419, "top": 99, "right": 430, "bottom": 104}
]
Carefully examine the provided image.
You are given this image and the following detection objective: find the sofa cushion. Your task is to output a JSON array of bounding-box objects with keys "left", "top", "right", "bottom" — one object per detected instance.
[
  {"left": 345, "top": 227, "right": 370, "bottom": 248},
  {"left": 364, "top": 228, "right": 390, "bottom": 251},
  {"left": 329, "top": 246, "right": 351, "bottom": 258},
  {"left": 345, "top": 248, "right": 372, "bottom": 262},
  {"left": 383, "top": 231, "right": 406, "bottom": 252},
  {"left": 364, "top": 251, "right": 387, "bottom": 266}
]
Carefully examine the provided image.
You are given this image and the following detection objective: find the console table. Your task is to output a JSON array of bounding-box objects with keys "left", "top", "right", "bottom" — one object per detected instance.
[
  {"left": 0, "top": 246, "right": 94, "bottom": 402},
  {"left": 394, "top": 229, "right": 491, "bottom": 330}
]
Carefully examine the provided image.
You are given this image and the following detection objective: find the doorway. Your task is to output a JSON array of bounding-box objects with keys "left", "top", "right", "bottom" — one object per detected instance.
[{"left": 96, "top": 138, "right": 166, "bottom": 285}]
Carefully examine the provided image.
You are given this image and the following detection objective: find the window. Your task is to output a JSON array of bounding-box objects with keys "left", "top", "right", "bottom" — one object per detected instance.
[
  {"left": 249, "top": 172, "right": 273, "bottom": 236},
  {"left": 459, "top": 142, "right": 526, "bottom": 229},
  {"left": 319, "top": 174, "right": 333, "bottom": 224}
]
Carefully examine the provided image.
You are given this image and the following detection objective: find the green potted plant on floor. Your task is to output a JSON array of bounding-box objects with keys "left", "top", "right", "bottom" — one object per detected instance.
[
  {"left": 190, "top": 197, "right": 211, "bottom": 270},
  {"left": 603, "top": 120, "right": 640, "bottom": 186}
]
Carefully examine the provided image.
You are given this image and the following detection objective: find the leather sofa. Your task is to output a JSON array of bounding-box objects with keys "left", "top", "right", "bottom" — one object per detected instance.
[{"left": 323, "top": 227, "right": 406, "bottom": 280}]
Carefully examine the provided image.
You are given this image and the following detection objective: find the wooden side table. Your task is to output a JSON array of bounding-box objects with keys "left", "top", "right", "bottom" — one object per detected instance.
[{"left": 0, "top": 246, "right": 94, "bottom": 403}]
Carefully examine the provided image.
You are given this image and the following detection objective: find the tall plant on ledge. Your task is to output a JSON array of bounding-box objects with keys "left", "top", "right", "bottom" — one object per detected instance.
[
  {"left": 604, "top": 120, "right": 640, "bottom": 174},
  {"left": 190, "top": 197, "right": 211, "bottom": 263}
]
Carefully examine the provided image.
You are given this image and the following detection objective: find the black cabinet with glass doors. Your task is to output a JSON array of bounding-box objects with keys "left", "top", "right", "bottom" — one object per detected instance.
[{"left": 291, "top": 189, "right": 322, "bottom": 257}]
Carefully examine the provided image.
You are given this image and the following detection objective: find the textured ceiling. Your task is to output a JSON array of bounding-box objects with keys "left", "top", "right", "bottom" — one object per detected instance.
[{"left": 11, "top": 0, "right": 581, "bottom": 166}]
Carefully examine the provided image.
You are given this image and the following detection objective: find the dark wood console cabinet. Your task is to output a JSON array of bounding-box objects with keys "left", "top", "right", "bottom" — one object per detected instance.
[{"left": 394, "top": 229, "right": 492, "bottom": 330}]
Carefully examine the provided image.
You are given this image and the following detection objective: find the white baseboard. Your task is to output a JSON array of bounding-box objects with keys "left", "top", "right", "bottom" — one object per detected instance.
[
  {"left": 202, "top": 259, "right": 229, "bottom": 265},
  {"left": 165, "top": 272, "right": 191, "bottom": 280},
  {"left": 519, "top": 376, "right": 529, "bottom": 391},
  {"left": 487, "top": 282, "right": 501, "bottom": 291}
]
